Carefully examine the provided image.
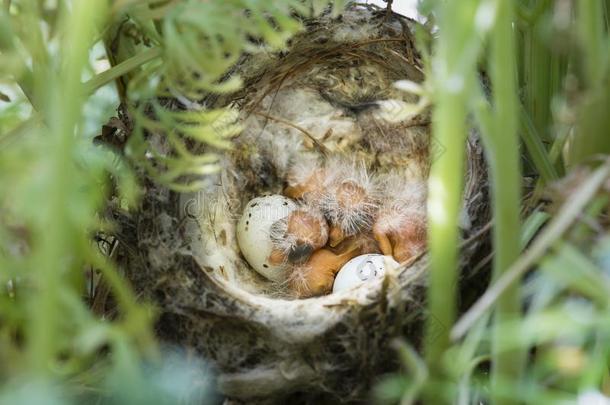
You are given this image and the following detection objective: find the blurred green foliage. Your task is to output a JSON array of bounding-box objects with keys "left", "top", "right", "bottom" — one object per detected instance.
[
  {"left": 377, "top": 0, "right": 610, "bottom": 404},
  {"left": 0, "top": 0, "right": 343, "bottom": 402},
  {"left": 3, "top": 0, "right": 610, "bottom": 404}
]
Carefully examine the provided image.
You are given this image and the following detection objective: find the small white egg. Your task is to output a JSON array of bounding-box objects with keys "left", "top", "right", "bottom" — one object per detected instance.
[
  {"left": 237, "top": 195, "right": 297, "bottom": 281},
  {"left": 332, "top": 254, "right": 399, "bottom": 293}
]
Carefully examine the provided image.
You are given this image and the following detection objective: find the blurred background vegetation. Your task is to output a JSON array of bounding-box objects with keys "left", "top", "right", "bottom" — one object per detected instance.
[{"left": 0, "top": 0, "right": 609, "bottom": 404}]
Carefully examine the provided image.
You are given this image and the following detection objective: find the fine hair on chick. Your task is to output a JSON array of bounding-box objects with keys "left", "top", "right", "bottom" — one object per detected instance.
[
  {"left": 373, "top": 172, "right": 428, "bottom": 263},
  {"left": 320, "top": 157, "right": 380, "bottom": 247},
  {"left": 268, "top": 204, "right": 329, "bottom": 267},
  {"left": 286, "top": 240, "right": 363, "bottom": 298},
  {"left": 284, "top": 154, "right": 328, "bottom": 203}
]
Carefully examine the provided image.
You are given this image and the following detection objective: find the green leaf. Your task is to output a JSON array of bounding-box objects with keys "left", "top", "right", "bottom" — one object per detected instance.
[{"left": 520, "top": 105, "right": 558, "bottom": 183}]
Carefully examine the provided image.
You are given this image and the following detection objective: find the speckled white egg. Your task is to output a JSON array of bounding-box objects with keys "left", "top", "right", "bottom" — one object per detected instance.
[
  {"left": 237, "top": 195, "right": 297, "bottom": 281},
  {"left": 332, "top": 254, "right": 399, "bottom": 293}
]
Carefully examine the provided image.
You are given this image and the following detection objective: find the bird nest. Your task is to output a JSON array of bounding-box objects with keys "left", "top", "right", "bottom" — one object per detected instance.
[{"left": 118, "top": 5, "right": 489, "bottom": 403}]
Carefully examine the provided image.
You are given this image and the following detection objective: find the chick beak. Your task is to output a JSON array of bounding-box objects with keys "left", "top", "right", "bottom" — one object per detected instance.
[
  {"left": 288, "top": 242, "right": 314, "bottom": 264},
  {"left": 328, "top": 225, "right": 345, "bottom": 248}
]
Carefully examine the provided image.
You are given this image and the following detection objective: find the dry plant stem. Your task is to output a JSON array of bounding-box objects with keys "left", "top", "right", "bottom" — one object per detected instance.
[
  {"left": 393, "top": 220, "right": 492, "bottom": 273},
  {"left": 385, "top": 0, "right": 393, "bottom": 20},
  {"left": 253, "top": 110, "right": 329, "bottom": 155},
  {"left": 488, "top": 0, "right": 525, "bottom": 399},
  {"left": 452, "top": 160, "right": 610, "bottom": 340}
]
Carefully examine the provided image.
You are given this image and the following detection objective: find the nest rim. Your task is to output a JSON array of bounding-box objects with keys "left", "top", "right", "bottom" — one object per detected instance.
[{"left": 119, "top": 5, "right": 491, "bottom": 401}]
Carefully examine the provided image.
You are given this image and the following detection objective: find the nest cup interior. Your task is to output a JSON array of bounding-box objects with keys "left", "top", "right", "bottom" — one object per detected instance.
[{"left": 182, "top": 6, "right": 434, "bottom": 300}]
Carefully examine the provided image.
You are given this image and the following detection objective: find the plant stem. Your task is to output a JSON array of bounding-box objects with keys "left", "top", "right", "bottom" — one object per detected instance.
[
  {"left": 424, "top": 0, "right": 477, "bottom": 376},
  {"left": 0, "top": 11, "right": 38, "bottom": 110},
  {"left": 520, "top": 0, "right": 553, "bottom": 144},
  {"left": 425, "top": 92, "right": 467, "bottom": 374},
  {"left": 577, "top": 0, "right": 606, "bottom": 87},
  {"left": 452, "top": 160, "right": 610, "bottom": 340},
  {"left": 488, "top": 0, "right": 524, "bottom": 401},
  {"left": 27, "top": 0, "right": 108, "bottom": 374},
  {"left": 519, "top": 104, "right": 558, "bottom": 184},
  {"left": 83, "top": 47, "right": 161, "bottom": 94}
]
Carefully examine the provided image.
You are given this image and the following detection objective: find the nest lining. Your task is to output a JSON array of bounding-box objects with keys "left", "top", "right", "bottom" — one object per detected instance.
[{"left": 123, "top": 5, "right": 490, "bottom": 401}]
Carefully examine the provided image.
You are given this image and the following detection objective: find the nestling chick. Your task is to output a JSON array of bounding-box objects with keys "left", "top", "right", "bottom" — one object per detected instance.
[
  {"left": 287, "top": 238, "right": 363, "bottom": 298},
  {"left": 269, "top": 206, "right": 329, "bottom": 265},
  {"left": 320, "top": 159, "right": 379, "bottom": 247},
  {"left": 284, "top": 156, "right": 328, "bottom": 203},
  {"left": 373, "top": 174, "right": 427, "bottom": 263},
  {"left": 285, "top": 157, "right": 379, "bottom": 246}
]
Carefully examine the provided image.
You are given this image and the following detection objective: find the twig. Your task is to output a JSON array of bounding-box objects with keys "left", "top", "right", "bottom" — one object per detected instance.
[
  {"left": 91, "top": 238, "right": 120, "bottom": 316},
  {"left": 385, "top": 0, "right": 394, "bottom": 21},
  {"left": 461, "top": 220, "right": 493, "bottom": 248},
  {"left": 451, "top": 159, "right": 610, "bottom": 340},
  {"left": 252, "top": 111, "right": 329, "bottom": 156},
  {"left": 395, "top": 220, "right": 493, "bottom": 272}
]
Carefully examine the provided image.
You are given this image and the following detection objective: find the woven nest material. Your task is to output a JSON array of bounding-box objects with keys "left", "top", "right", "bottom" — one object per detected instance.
[{"left": 118, "top": 5, "right": 489, "bottom": 403}]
